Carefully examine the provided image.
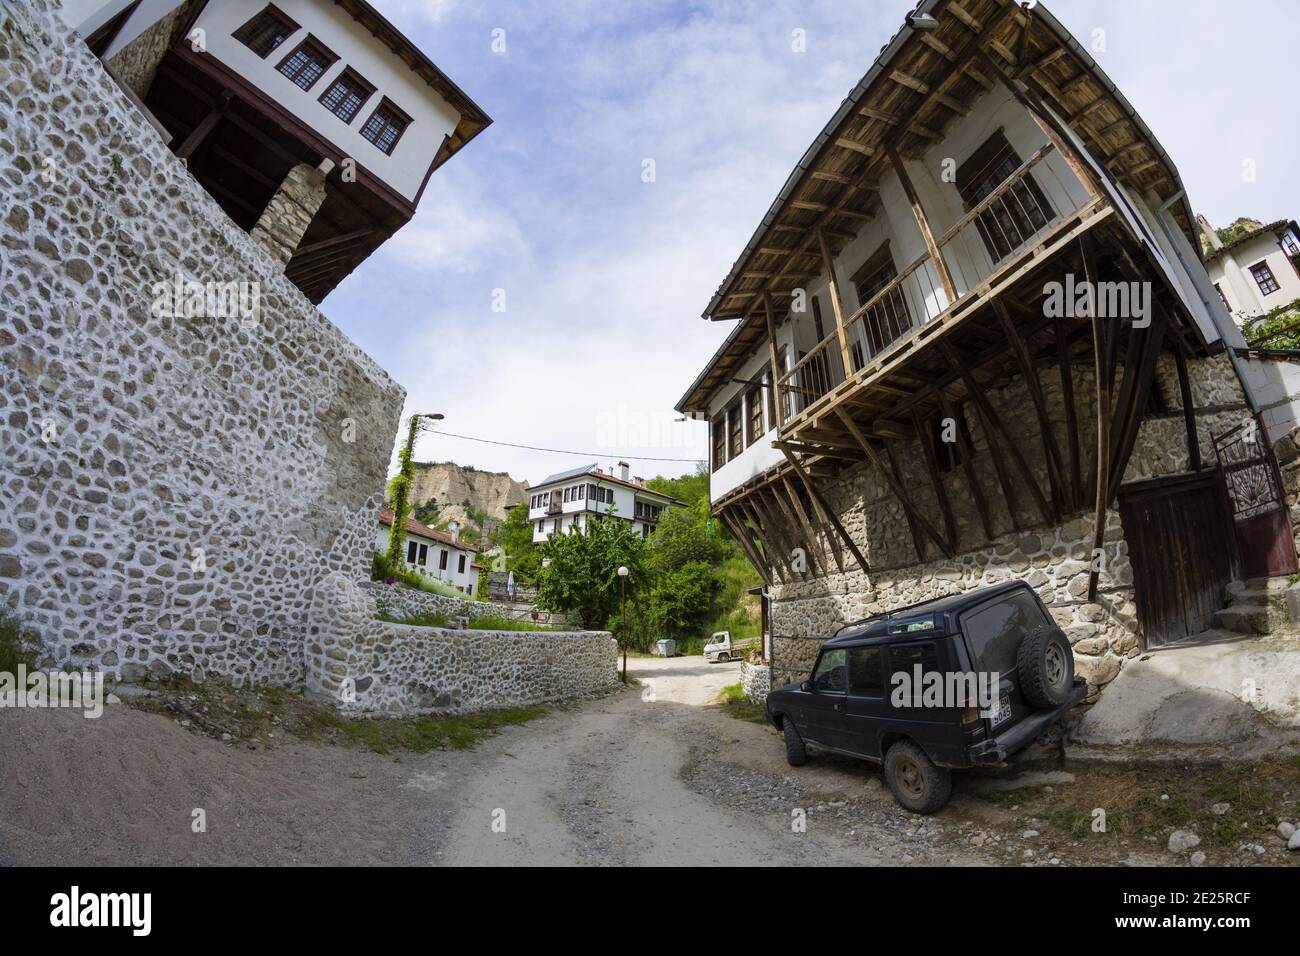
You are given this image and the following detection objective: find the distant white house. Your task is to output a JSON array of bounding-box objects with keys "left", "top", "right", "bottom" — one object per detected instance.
[
  {"left": 377, "top": 506, "right": 479, "bottom": 596},
  {"left": 1200, "top": 216, "right": 1300, "bottom": 324},
  {"left": 526, "top": 462, "right": 681, "bottom": 543}
]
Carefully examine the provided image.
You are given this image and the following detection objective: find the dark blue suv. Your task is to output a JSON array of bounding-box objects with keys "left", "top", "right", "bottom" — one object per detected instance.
[{"left": 765, "top": 582, "right": 1087, "bottom": 813}]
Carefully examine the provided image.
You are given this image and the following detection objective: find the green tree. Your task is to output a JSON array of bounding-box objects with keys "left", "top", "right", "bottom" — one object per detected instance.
[
  {"left": 535, "top": 518, "right": 645, "bottom": 629},
  {"left": 385, "top": 415, "right": 421, "bottom": 570},
  {"left": 647, "top": 560, "right": 723, "bottom": 640},
  {"left": 646, "top": 496, "right": 728, "bottom": 575}
]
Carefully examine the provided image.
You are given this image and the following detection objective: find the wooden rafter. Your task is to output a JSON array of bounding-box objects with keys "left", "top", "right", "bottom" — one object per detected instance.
[
  {"left": 1054, "top": 319, "right": 1084, "bottom": 509},
  {"left": 1173, "top": 343, "right": 1202, "bottom": 473},
  {"left": 996, "top": 301, "right": 1067, "bottom": 519},
  {"left": 935, "top": 384, "right": 994, "bottom": 540},
  {"left": 909, "top": 404, "right": 958, "bottom": 550},
  {"left": 780, "top": 446, "right": 871, "bottom": 576}
]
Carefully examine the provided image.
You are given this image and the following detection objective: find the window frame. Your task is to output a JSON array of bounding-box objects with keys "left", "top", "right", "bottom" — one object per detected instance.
[
  {"left": 317, "top": 67, "right": 376, "bottom": 125},
  {"left": 359, "top": 97, "right": 413, "bottom": 156},
  {"left": 711, "top": 413, "right": 727, "bottom": 473},
  {"left": 811, "top": 648, "right": 848, "bottom": 694},
  {"left": 275, "top": 34, "right": 338, "bottom": 91},
  {"left": 848, "top": 646, "right": 885, "bottom": 697},
  {"left": 1250, "top": 260, "right": 1280, "bottom": 296},
  {"left": 232, "top": 4, "right": 300, "bottom": 60},
  {"left": 727, "top": 402, "right": 744, "bottom": 460},
  {"left": 746, "top": 384, "right": 764, "bottom": 446}
]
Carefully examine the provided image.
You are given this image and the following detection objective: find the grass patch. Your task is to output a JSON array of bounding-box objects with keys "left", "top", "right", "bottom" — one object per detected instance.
[
  {"left": 467, "top": 614, "right": 563, "bottom": 632},
  {"left": 0, "top": 609, "right": 42, "bottom": 674},
  {"left": 128, "top": 675, "right": 549, "bottom": 755},
  {"left": 717, "top": 682, "right": 769, "bottom": 724}
]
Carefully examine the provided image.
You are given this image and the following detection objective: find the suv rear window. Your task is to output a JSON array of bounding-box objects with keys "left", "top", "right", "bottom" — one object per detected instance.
[
  {"left": 849, "top": 647, "right": 884, "bottom": 696},
  {"left": 960, "top": 589, "right": 1048, "bottom": 674},
  {"left": 887, "top": 642, "right": 938, "bottom": 680}
]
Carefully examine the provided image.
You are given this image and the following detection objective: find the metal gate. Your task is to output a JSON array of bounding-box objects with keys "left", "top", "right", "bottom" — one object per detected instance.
[
  {"left": 1213, "top": 416, "right": 1299, "bottom": 579},
  {"left": 1117, "top": 473, "right": 1233, "bottom": 648}
]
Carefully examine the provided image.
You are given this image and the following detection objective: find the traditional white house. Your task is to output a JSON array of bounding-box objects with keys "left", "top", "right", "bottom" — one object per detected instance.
[
  {"left": 59, "top": 0, "right": 490, "bottom": 302},
  {"left": 377, "top": 507, "right": 478, "bottom": 596},
  {"left": 526, "top": 462, "right": 681, "bottom": 543},
  {"left": 1199, "top": 216, "right": 1300, "bottom": 324}
]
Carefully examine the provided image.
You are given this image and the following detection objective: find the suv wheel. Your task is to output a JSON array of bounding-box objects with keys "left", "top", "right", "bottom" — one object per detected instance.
[
  {"left": 1017, "top": 624, "right": 1074, "bottom": 708},
  {"left": 782, "top": 717, "right": 807, "bottom": 766},
  {"left": 884, "top": 740, "right": 951, "bottom": 814},
  {"left": 716, "top": 652, "right": 729, "bottom": 663}
]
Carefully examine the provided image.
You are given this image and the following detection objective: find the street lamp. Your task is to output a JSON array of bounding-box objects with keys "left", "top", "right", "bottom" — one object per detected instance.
[{"left": 617, "top": 565, "right": 629, "bottom": 684}]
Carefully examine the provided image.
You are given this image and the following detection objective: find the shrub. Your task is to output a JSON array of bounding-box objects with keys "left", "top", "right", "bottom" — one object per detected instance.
[{"left": 0, "top": 609, "right": 42, "bottom": 674}]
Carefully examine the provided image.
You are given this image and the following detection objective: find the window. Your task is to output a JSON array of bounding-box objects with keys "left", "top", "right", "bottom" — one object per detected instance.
[
  {"left": 851, "top": 243, "right": 911, "bottom": 362},
  {"left": 360, "top": 99, "right": 411, "bottom": 156},
  {"left": 711, "top": 414, "right": 726, "bottom": 473},
  {"left": 929, "top": 406, "right": 971, "bottom": 474},
  {"left": 1215, "top": 283, "right": 1231, "bottom": 311},
  {"left": 888, "top": 642, "right": 940, "bottom": 696},
  {"left": 458, "top": 554, "right": 466, "bottom": 574},
  {"left": 406, "top": 540, "right": 417, "bottom": 564},
  {"left": 318, "top": 68, "right": 374, "bottom": 124},
  {"left": 961, "top": 590, "right": 1047, "bottom": 675},
  {"left": 552, "top": 519, "right": 560, "bottom": 534},
  {"left": 812, "top": 648, "right": 847, "bottom": 692},
  {"left": 276, "top": 36, "right": 336, "bottom": 91},
  {"left": 439, "top": 550, "right": 448, "bottom": 571},
  {"left": 1250, "top": 261, "right": 1280, "bottom": 296},
  {"left": 417, "top": 543, "right": 428, "bottom": 567},
  {"left": 747, "top": 386, "right": 764, "bottom": 445},
  {"left": 537, "top": 521, "right": 543, "bottom": 534},
  {"left": 727, "top": 403, "right": 743, "bottom": 460},
  {"left": 849, "top": 647, "right": 884, "bottom": 696},
  {"left": 232, "top": 5, "right": 299, "bottom": 59},
  {"left": 957, "top": 129, "right": 1054, "bottom": 264},
  {"left": 810, "top": 294, "right": 826, "bottom": 343},
  {"left": 1283, "top": 232, "right": 1300, "bottom": 257}
]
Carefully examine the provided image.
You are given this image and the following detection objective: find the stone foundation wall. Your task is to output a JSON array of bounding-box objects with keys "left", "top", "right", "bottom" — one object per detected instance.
[
  {"left": 359, "top": 581, "right": 567, "bottom": 627},
  {"left": 769, "top": 352, "right": 1248, "bottom": 698},
  {"left": 0, "top": 1, "right": 404, "bottom": 686},
  {"left": 740, "top": 661, "right": 771, "bottom": 703},
  {"left": 308, "top": 573, "right": 619, "bottom": 716}
]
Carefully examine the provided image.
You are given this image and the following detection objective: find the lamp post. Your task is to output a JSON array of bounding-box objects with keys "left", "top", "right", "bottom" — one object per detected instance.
[
  {"left": 386, "top": 411, "right": 443, "bottom": 572},
  {"left": 617, "top": 564, "right": 629, "bottom": 683}
]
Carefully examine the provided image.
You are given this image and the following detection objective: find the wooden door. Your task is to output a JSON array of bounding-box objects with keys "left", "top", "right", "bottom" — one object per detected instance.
[
  {"left": 1118, "top": 474, "right": 1233, "bottom": 647},
  {"left": 1213, "top": 417, "right": 1299, "bottom": 579}
]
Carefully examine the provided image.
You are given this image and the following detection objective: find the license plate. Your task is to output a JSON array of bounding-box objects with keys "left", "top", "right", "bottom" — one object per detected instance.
[{"left": 984, "top": 692, "right": 1012, "bottom": 727}]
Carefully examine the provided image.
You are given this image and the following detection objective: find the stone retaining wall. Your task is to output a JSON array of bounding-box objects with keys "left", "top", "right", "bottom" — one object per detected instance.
[
  {"left": 0, "top": 1, "right": 403, "bottom": 686},
  {"left": 740, "top": 661, "right": 771, "bottom": 703},
  {"left": 309, "top": 573, "right": 619, "bottom": 716},
  {"left": 359, "top": 581, "right": 566, "bottom": 627}
]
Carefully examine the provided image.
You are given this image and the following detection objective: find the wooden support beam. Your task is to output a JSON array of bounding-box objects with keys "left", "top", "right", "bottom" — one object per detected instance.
[
  {"left": 910, "top": 405, "right": 958, "bottom": 551},
  {"left": 762, "top": 484, "right": 816, "bottom": 577},
  {"left": 1082, "top": 237, "right": 1109, "bottom": 601},
  {"left": 1174, "top": 344, "right": 1202, "bottom": 472},
  {"left": 762, "top": 292, "right": 786, "bottom": 429},
  {"left": 780, "top": 447, "right": 871, "bottom": 575},
  {"left": 749, "top": 492, "right": 803, "bottom": 579},
  {"left": 719, "top": 508, "right": 771, "bottom": 586},
  {"left": 834, "top": 137, "right": 874, "bottom": 157},
  {"left": 783, "top": 476, "right": 842, "bottom": 575},
  {"left": 936, "top": 385, "right": 994, "bottom": 540},
  {"left": 996, "top": 301, "right": 1067, "bottom": 519},
  {"left": 1055, "top": 319, "right": 1084, "bottom": 510},
  {"left": 948, "top": 2, "right": 982, "bottom": 32},
  {"left": 175, "top": 90, "right": 231, "bottom": 161},
  {"left": 886, "top": 440, "right": 928, "bottom": 562},
  {"left": 833, "top": 408, "right": 954, "bottom": 559},
  {"left": 887, "top": 143, "right": 957, "bottom": 304},
  {"left": 1108, "top": 316, "right": 1167, "bottom": 492},
  {"left": 817, "top": 229, "right": 859, "bottom": 380},
  {"left": 740, "top": 499, "right": 789, "bottom": 580}
]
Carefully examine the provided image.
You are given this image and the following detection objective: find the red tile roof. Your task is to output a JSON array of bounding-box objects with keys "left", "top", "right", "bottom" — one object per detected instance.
[{"left": 377, "top": 507, "right": 476, "bottom": 553}]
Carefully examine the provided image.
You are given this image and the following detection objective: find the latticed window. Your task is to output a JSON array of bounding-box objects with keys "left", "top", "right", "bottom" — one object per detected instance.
[
  {"left": 747, "top": 386, "right": 763, "bottom": 445},
  {"left": 727, "top": 403, "right": 743, "bottom": 460},
  {"left": 277, "top": 36, "right": 335, "bottom": 91},
  {"left": 711, "top": 415, "right": 726, "bottom": 472},
  {"left": 319, "top": 69, "right": 374, "bottom": 124},
  {"left": 1250, "top": 261, "right": 1280, "bottom": 296},
  {"left": 232, "top": 5, "right": 298, "bottom": 59},
  {"left": 361, "top": 101, "right": 411, "bottom": 155}
]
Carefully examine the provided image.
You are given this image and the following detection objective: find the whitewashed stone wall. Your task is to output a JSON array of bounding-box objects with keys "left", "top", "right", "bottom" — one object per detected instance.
[
  {"left": 308, "top": 573, "right": 619, "bottom": 716},
  {"left": 770, "top": 352, "right": 1249, "bottom": 699},
  {"left": 0, "top": 0, "right": 403, "bottom": 686},
  {"left": 740, "top": 661, "right": 770, "bottom": 703},
  {"left": 360, "top": 580, "right": 567, "bottom": 627}
]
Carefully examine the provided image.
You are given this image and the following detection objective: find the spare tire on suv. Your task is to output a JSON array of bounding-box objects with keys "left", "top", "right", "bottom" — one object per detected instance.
[{"left": 1016, "top": 623, "right": 1074, "bottom": 708}]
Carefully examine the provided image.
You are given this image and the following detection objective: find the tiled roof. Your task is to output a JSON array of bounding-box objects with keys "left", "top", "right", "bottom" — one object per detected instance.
[
  {"left": 377, "top": 507, "right": 476, "bottom": 553},
  {"left": 527, "top": 466, "right": 684, "bottom": 504}
]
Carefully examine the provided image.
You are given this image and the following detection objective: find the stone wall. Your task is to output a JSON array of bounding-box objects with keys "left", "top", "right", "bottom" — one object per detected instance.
[
  {"left": 740, "top": 661, "right": 771, "bottom": 704},
  {"left": 308, "top": 573, "right": 619, "bottom": 716},
  {"left": 769, "top": 352, "right": 1249, "bottom": 698},
  {"left": 360, "top": 581, "right": 567, "bottom": 627},
  {"left": 0, "top": 0, "right": 404, "bottom": 686},
  {"left": 103, "top": 0, "right": 195, "bottom": 100}
]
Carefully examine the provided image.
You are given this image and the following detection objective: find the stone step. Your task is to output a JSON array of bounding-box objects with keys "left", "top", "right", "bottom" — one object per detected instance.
[{"left": 1213, "top": 603, "right": 1272, "bottom": 635}]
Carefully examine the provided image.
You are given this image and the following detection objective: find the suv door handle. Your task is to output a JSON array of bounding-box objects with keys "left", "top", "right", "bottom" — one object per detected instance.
[{"left": 833, "top": 702, "right": 843, "bottom": 711}]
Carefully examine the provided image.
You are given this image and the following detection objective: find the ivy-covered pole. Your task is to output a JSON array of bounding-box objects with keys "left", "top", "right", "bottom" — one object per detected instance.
[{"left": 386, "top": 412, "right": 441, "bottom": 571}]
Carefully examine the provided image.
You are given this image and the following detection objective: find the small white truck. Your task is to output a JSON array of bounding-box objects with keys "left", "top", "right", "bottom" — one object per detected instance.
[{"left": 703, "top": 631, "right": 759, "bottom": 663}]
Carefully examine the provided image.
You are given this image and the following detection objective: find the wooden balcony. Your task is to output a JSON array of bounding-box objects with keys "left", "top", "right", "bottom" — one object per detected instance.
[{"left": 775, "top": 141, "right": 1105, "bottom": 437}]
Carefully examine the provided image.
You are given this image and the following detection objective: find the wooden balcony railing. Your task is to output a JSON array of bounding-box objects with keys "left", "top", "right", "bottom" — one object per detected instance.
[{"left": 776, "top": 142, "right": 1081, "bottom": 427}]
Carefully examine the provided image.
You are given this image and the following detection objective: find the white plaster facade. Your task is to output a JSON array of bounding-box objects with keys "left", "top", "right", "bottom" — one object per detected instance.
[
  {"left": 526, "top": 464, "right": 678, "bottom": 542},
  {"left": 1205, "top": 225, "right": 1300, "bottom": 322},
  {"left": 375, "top": 510, "right": 478, "bottom": 596}
]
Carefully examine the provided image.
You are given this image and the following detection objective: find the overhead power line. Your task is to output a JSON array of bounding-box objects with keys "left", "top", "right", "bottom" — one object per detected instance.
[{"left": 426, "top": 430, "right": 706, "bottom": 463}]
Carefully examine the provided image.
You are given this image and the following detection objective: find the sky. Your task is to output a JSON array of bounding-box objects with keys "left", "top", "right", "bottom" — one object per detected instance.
[{"left": 321, "top": 0, "right": 1300, "bottom": 487}]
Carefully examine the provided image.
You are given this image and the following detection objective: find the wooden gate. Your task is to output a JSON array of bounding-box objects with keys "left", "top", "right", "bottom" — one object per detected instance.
[
  {"left": 1117, "top": 473, "right": 1233, "bottom": 647},
  {"left": 1213, "top": 416, "right": 1299, "bottom": 579}
]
